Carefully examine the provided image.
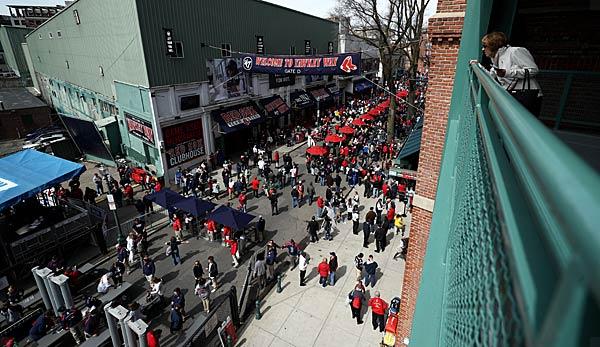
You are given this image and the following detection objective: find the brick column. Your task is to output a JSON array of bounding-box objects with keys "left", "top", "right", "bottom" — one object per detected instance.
[{"left": 396, "top": 1, "right": 466, "bottom": 345}]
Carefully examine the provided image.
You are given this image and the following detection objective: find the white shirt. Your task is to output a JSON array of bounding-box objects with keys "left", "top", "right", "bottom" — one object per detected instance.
[
  {"left": 490, "top": 45, "right": 542, "bottom": 94},
  {"left": 258, "top": 160, "right": 265, "bottom": 170},
  {"left": 298, "top": 255, "right": 308, "bottom": 271}
]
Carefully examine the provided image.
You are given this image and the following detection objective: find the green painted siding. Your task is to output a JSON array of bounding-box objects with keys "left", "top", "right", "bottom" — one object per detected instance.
[
  {"left": 136, "top": 0, "right": 339, "bottom": 87},
  {"left": 0, "top": 26, "right": 32, "bottom": 81},
  {"left": 25, "top": 0, "right": 149, "bottom": 99}
]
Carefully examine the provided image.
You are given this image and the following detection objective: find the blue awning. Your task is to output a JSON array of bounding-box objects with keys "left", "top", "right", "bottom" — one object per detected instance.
[
  {"left": 397, "top": 116, "right": 424, "bottom": 160},
  {"left": 354, "top": 80, "right": 374, "bottom": 93},
  {"left": 0, "top": 149, "right": 86, "bottom": 211}
]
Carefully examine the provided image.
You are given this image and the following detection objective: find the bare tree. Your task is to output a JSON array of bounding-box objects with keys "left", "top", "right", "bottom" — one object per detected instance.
[{"left": 332, "top": 0, "right": 430, "bottom": 139}]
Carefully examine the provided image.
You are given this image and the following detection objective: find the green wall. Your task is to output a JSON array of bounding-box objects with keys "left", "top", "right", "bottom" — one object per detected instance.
[
  {"left": 0, "top": 26, "right": 32, "bottom": 80},
  {"left": 136, "top": 0, "right": 339, "bottom": 87},
  {"left": 25, "top": 0, "right": 149, "bottom": 99}
]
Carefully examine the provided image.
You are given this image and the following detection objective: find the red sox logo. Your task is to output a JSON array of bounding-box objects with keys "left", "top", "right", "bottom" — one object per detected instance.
[{"left": 340, "top": 56, "right": 357, "bottom": 73}]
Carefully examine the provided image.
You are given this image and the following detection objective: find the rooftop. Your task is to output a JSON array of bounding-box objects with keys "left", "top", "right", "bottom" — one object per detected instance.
[{"left": 0, "top": 88, "right": 47, "bottom": 111}]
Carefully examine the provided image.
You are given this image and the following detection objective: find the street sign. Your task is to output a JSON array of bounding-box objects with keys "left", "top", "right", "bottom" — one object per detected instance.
[{"left": 106, "top": 194, "right": 117, "bottom": 211}]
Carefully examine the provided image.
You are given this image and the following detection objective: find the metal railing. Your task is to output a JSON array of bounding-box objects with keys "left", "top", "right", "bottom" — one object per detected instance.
[{"left": 410, "top": 61, "right": 600, "bottom": 346}]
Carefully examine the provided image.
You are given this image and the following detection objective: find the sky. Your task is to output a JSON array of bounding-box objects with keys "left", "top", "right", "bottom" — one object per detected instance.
[{"left": 0, "top": 0, "right": 438, "bottom": 20}]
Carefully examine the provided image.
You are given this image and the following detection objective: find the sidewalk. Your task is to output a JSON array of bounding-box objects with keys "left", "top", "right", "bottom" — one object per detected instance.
[{"left": 236, "top": 185, "right": 410, "bottom": 347}]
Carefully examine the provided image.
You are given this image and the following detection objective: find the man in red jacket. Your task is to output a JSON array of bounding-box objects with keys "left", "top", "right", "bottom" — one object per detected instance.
[
  {"left": 317, "top": 258, "right": 330, "bottom": 287},
  {"left": 368, "top": 291, "right": 388, "bottom": 332},
  {"left": 251, "top": 177, "right": 260, "bottom": 198},
  {"left": 316, "top": 196, "right": 325, "bottom": 219},
  {"left": 238, "top": 192, "right": 247, "bottom": 212}
]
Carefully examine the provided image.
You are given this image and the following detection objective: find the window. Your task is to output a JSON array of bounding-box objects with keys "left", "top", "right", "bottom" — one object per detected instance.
[
  {"left": 174, "top": 41, "right": 184, "bottom": 58},
  {"left": 180, "top": 95, "right": 200, "bottom": 111},
  {"left": 221, "top": 43, "right": 231, "bottom": 57},
  {"left": 73, "top": 10, "right": 80, "bottom": 25},
  {"left": 57, "top": 30, "right": 62, "bottom": 38},
  {"left": 38, "top": 33, "right": 42, "bottom": 40},
  {"left": 290, "top": 45, "right": 296, "bottom": 55},
  {"left": 48, "top": 32, "right": 53, "bottom": 39}
]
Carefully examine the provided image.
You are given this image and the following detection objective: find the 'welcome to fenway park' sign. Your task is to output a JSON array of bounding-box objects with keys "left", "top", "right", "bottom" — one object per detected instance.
[{"left": 241, "top": 53, "right": 361, "bottom": 76}]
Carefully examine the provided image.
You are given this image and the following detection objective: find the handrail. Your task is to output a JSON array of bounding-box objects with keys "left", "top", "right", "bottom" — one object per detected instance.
[{"left": 471, "top": 63, "right": 600, "bottom": 297}]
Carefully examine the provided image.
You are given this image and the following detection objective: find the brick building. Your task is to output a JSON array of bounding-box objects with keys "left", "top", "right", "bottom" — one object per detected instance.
[{"left": 397, "top": 0, "right": 600, "bottom": 345}]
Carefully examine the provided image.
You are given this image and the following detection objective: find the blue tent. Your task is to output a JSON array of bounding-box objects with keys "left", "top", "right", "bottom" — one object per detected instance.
[
  {"left": 207, "top": 205, "right": 256, "bottom": 230},
  {"left": 143, "top": 188, "right": 184, "bottom": 209},
  {"left": 0, "top": 149, "right": 86, "bottom": 211},
  {"left": 172, "top": 197, "right": 216, "bottom": 217}
]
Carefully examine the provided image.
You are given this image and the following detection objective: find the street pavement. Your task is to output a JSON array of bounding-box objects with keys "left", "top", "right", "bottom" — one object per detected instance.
[
  {"left": 234, "top": 182, "right": 410, "bottom": 347},
  {"left": 71, "top": 140, "right": 409, "bottom": 347}
]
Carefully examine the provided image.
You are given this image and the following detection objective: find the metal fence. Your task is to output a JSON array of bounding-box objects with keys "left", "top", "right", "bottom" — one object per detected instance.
[
  {"left": 410, "top": 10, "right": 600, "bottom": 344},
  {"left": 102, "top": 207, "right": 170, "bottom": 246},
  {"left": 183, "top": 286, "right": 239, "bottom": 347}
]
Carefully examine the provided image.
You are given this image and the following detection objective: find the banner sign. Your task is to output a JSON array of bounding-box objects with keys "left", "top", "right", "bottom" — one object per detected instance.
[
  {"left": 241, "top": 53, "right": 361, "bottom": 75},
  {"left": 212, "top": 102, "right": 265, "bottom": 134},
  {"left": 125, "top": 113, "right": 155, "bottom": 145},
  {"left": 268, "top": 74, "right": 295, "bottom": 89},
  {"left": 258, "top": 95, "right": 290, "bottom": 118},
  {"left": 162, "top": 119, "right": 205, "bottom": 168},
  {"left": 256, "top": 35, "right": 264, "bottom": 54}
]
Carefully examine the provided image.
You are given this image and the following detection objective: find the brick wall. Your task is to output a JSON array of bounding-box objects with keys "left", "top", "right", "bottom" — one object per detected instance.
[{"left": 395, "top": 0, "right": 466, "bottom": 344}]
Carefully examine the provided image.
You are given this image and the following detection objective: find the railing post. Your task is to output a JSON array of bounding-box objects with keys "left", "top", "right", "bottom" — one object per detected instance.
[{"left": 553, "top": 73, "right": 573, "bottom": 130}]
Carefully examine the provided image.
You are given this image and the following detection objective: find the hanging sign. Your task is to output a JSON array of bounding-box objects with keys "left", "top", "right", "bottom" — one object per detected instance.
[
  {"left": 241, "top": 53, "right": 361, "bottom": 75},
  {"left": 164, "top": 29, "right": 175, "bottom": 57},
  {"left": 304, "top": 40, "right": 311, "bottom": 55},
  {"left": 162, "top": 119, "right": 205, "bottom": 168},
  {"left": 125, "top": 113, "right": 155, "bottom": 144},
  {"left": 256, "top": 35, "right": 265, "bottom": 54}
]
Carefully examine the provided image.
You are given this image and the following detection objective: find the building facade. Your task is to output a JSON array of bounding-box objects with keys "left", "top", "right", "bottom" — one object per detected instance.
[
  {"left": 0, "top": 26, "right": 32, "bottom": 83},
  {"left": 6, "top": 4, "right": 64, "bottom": 28},
  {"left": 26, "top": 0, "right": 338, "bottom": 183}
]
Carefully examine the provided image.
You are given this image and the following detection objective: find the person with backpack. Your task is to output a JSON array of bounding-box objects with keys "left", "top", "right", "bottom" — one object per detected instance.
[
  {"left": 354, "top": 253, "right": 364, "bottom": 281},
  {"left": 348, "top": 288, "right": 365, "bottom": 325},
  {"left": 195, "top": 278, "right": 211, "bottom": 313},
  {"left": 59, "top": 306, "right": 83, "bottom": 344},
  {"left": 282, "top": 239, "right": 300, "bottom": 270},
  {"left": 363, "top": 255, "right": 379, "bottom": 287}
]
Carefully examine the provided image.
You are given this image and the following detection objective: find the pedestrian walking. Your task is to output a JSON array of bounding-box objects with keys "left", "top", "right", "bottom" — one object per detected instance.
[
  {"left": 195, "top": 278, "right": 211, "bottom": 313},
  {"left": 171, "top": 288, "right": 187, "bottom": 319},
  {"left": 307, "top": 182, "right": 315, "bottom": 205},
  {"left": 142, "top": 256, "right": 155, "bottom": 283},
  {"left": 307, "top": 216, "right": 319, "bottom": 243},
  {"left": 172, "top": 216, "right": 183, "bottom": 241},
  {"left": 193, "top": 261, "right": 204, "bottom": 285},
  {"left": 394, "top": 214, "right": 405, "bottom": 236},
  {"left": 265, "top": 245, "right": 277, "bottom": 281},
  {"left": 354, "top": 253, "right": 364, "bottom": 281},
  {"left": 256, "top": 216, "right": 266, "bottom": 243},
  {"left": 269, "top": 191, "right": 278, "bottom": 216},
  {"left": 328, "top": 252, "right": 338, "bottom": 286},
  {"left": 375, "top": 224, "right": 387, "bottom": 253},
  {"left": 253, "top": 252, "right": 267, "bottom": 289},
  {"left": 283, "top": 239, "right": 300, "bottom": 269},
  {"left": 169, "top": 305, "right": 183, "bottom": 334},
  {"left": 348, "top": 289, "right": 365, "bottom": 324},
  {"left": 363, "top": 255, "right": 379, "bottom": 287},
  {"left": 362, "top": 221, "right": 371, "bottom": 248},
  {"left": 207, "top": 256, "right": 218, "bottom": 292},
  {"left": 368, "top": 291, "right": 388, "bottom": 332},
  {"left": 318, "top": 258, "right": 330, "bottom": 287},
  {"left": 291, "top": 185, "right": 299, "bottom": 208},
  {"left": 165, "top": 236, "right": 189, "bottom": 266},
  {"left": 316, "top": 196, "right": 325, "bottom": 218},
  {"left": 251, "top": 177, "right": 260, "bottom": 198},
  {"left": 93, "top": 173, "right": 104, "bottom": 195},
  {"left": 228, "top": 238, "right": 240, "bottom": 268},
  {"left": 365, "top": 207, "right": 376, "bottom": 232},
  {"left": 298, "top": 252, "right": 308, "bottom": 286},
  {"left": 352, "top": 206, "right": 360, "bottom": 235}
]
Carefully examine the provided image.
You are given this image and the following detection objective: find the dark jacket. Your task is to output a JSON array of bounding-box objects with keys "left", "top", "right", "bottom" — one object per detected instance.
[
  {"left": 374, "top": 226, "right": 386, "bottom": 240},
  {"left": 364, "top": 261, "right": 378, "bottom": 275},
  {"left": 143, "top": 261, "right": 156, "bottom": 276},
  {"left": 193, "top": 265, "right": 204, "bottom": 279},
  {"left": 29, "top": 313, "right": 50, "bottom": 341},
  {"left": 365, "top": 210, "right": 376, "bottom": 224},
  {"left": 329, "top": 256, "right": 338, "bottom": 272},
  {"left": 170, "top": 309, "right": 183, "bottom": 332},
  {"left": 307, "top": 220, "right": 319, "bottom": 234},
  {"left": 362, "top": 222, "right": 371, "bottom": 235}
]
